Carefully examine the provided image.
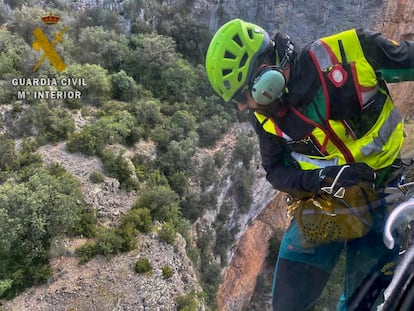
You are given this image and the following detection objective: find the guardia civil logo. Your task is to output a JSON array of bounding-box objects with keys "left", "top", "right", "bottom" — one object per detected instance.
[{"left": 32, "top": 12, "right": 67, "bottom": 72}]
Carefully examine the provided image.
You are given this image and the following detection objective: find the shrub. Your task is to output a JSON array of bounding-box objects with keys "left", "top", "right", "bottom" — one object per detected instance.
[
  {"left": 112, "top": 70, "right": 138, "bottom": 101},
  {"left": 61, "top": 64, "right": 112, "bottom": 106},
  {"left": 0, "top": 279, "right": 13, "bottom": 297},
  {"left": 76, "top": 242, "right": 98, "bottom": 264},
  {"left": 95, "top": 227, "right": 126, "bottom": 256},
  {"left": 0, "top": 134, "right": 19, "bottom": 171},
  {"left": 134, "top": 258, "right": 152, "bottom": 274},
  {"left": 214, "top": 150, "right": 225, "bottom": 168},
  {"left": 176, "top": 292, "right": 198, "bottom": 311},
  {"left": 100, "top": 149, "right": 139, "bottom": 191},
  {"left": 134, "top": 185, "right": 180, "bottom": 223},
  {"left": 158, "top": 222, "right": 176, "bottom": 245},
  {"left": 180, "top": 191, "right": 203, "bottom": 222},
  {"left": 161, "top": 265, "right": 174, "bottom": 279},
  {"left": 89, "top": 171, "right": 105, "bottom": 183},
  {"left": 120, "top": 208, "right": 153, "bottom": 234},
  {"left": 231, "top": 135, "right": 255, "bottom": 168},
  {"left": 199, "top": 157, "right": 218, "bottom": 191},
  {"left": 231, "top": 166, "right": 254, "bottom": 213},
  {"left": 66, "top": 125, "right": 105, "bottom": 156}
]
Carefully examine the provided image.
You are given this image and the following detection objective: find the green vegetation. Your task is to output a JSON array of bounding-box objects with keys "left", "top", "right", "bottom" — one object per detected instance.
[
  {"left": 176, "top": 291, "right": 199, "bottom": 311},
  {"left": 0, "top": 2, "right": 254, "bottom": 309},
  {"left": 134, "top": 258, "right": 153, "bottom": 274},
  {"left": 0, "top": 160, "right": 93, "bottom": 298},
  {"left": 89, "top": 170, "right": 105, "bottom": 183},
  {"left": 162, "top": 265, "right": 174, "bottom": 279}
]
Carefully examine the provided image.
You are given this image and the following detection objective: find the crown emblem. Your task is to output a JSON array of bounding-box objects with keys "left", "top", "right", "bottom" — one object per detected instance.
[{"left": 41, "top": 13, "right": 60, "bottom": 24}]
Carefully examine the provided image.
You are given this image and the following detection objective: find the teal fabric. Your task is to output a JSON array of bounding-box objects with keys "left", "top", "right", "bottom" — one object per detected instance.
[{"left": 272, "top": 203, "right": 400, "bottom": 310}]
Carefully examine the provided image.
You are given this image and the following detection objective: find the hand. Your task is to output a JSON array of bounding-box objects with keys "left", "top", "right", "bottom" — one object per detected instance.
[{"left": 318, "top": 163, "right": 376, "bottom": 198}]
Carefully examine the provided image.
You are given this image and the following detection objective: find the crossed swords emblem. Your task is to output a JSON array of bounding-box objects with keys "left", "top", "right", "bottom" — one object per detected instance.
[{"left": 32, "top": 25, "right": 67, "bottom": 72}]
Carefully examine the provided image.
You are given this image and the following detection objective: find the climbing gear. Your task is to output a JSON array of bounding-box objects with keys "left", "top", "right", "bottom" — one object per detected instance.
[
  {"left": 205, "top": 19, "right": 270, "bottom": 102},
  {"left": 249, "top": 32, "right": 295, "bottom": 105},
  {"left": 318, "top": 163, "right": 377, "bottom": 197},
  {"left": 253, "top": 29, "right": 404, "bottom": 171},
  {"left": 287, "top": 181, "right": 379, "bottom": 246}
]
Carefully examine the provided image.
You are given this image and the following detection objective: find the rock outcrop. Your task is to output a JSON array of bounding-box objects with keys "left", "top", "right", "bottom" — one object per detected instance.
[
  {"left": 217, "top": 193, "right": 289, "bottom": 310},
  {"left": 380, "top": 0, "right": 414, "bottom": 121},
  {"left": 5, "top": 234, "right": 202, "bottom": 311}
]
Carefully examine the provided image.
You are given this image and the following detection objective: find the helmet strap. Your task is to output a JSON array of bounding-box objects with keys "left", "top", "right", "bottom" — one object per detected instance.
[{"left": 274, "top": 32, "right": 295, "bottom": 69}]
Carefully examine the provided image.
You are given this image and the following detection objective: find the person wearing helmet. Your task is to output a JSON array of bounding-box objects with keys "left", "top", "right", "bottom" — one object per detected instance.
[{"left": 206, "top": 19, "right": 414, "bottom": 310}]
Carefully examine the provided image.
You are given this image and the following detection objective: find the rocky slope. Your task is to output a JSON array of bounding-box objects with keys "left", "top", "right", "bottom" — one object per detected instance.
[{"left": 5, "top": 234, "right": 200, "bottom": 311}]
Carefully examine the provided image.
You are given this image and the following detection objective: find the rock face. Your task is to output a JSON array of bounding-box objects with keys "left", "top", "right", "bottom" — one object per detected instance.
[
  {"left": 380, "top": 0, "right": 414, "bottom": 120},
  {"left": 217, "top": 193, "right": 289, "bottom": 310},
  {"left": 5, "top": 235, "right": 202, "bottom": 311},
  {"left": 191, "top": 0, "right": 385, "bottom": 45}
]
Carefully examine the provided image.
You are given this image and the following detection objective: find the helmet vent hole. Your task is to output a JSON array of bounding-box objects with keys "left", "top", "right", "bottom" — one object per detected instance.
[
  {"left": 239, "top": 53, "right": 248, "bottom": 68},
  {"left": 232, "top": 34, "right": 243, "bottom": 47},
  {"left": 222, "top": 69, "right": 232, "bottom": 76},
  {"left": 247, "top": 29, "right": 254, "bottom": 39},
  {"left": 224, "top": 80, "right": 231, "bottom": 90},
  {"left": 238, "top": 72, "right": 243, "bottom": 82},
  {"left": 224, "top": 51, "right": 236, "bottom": 59}
]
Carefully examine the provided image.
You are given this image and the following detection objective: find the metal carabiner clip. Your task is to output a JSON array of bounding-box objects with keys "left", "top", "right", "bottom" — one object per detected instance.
[{"left": 320, "top": 165, "right": 350, "bottom": 199}]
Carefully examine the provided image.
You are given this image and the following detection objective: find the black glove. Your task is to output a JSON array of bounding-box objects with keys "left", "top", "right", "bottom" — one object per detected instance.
[{"left": 318, "top": 163, "right": 376, "bottom": 198}]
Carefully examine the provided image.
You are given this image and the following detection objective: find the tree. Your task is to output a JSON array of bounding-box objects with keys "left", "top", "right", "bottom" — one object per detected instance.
[
  {"left": 134, "top": 185, "right": 181, "bottom": 223},
  {"left": 60, "top": 64, "right": 112, "bottom": 106},
  {"left": 180, "top": 191, "right": 204, "bottom": 222},
  {"left": 0, "top": 166, "right": 87, "bottom": 298},
  {"left": 197, "top": 115, "right": 230, "bottom": 148},
  {"left": 232, "top": 135, "right": 256, "bottom": 168},
  {"left": 160, "top": 58, "right": 198, "bottom": 102},
  {"left": 168, "top": 171, "right": 189, "bottom": 198},
  {"left": 112, "top": 70, "right": 138, "bottom": 101},
  {"left": 199, "top": 156, "right": 218, "bottom": 191},
  {"left": 156, "top": 137, "right": 198, "bottom": 177},
  {"left": 157, "top": 13, "right": 211, "bottom": 66},
  {"left": 122, "top": 33, "right": 178, "bottom": 97},
  {"left": 170, "top": 110, "right": 197, "bottom": 141},
  {"left": 129, "top": 98, "right": 165, "bottom": 140},
  {"left": 19, "top": 102, "right": 75, "bottom": 144},
  {"left": 76, "top": 26, "right": 129, "bottom": 72},
  {"left": 231, "top": 166, "right": 254, "bottom": 213},
  {"left": 0, "top": 135, "right": 19, "bottom": 171},
  {"left": 8, "top": 7, "right": 44, "bottom": 43},
  {"left": 73, "top": 7, "right": 124, "bottom": 34},
  {"left": 0, "top": 30, "right": 34, "bottom": 80}
]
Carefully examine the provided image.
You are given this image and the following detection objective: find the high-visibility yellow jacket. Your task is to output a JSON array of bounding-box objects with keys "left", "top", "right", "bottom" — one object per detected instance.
[{"left": 253, "top": 29, "right": 414, "bottom": 194}]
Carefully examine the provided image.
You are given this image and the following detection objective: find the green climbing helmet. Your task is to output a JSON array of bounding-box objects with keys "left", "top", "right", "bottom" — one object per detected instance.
[{"left": 205, "top": 19, "right": 271, "bottom": 102}]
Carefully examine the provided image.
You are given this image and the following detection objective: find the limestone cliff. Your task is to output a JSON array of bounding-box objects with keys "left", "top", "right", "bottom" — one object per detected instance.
[
  {"left": 380, "top": 0, "right": 414, "bottom": 121},
  {"left": 217, "top": 194, "right": 289, "bottom": 310}
]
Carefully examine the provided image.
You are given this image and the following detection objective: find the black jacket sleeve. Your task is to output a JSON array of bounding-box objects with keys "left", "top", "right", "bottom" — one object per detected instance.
[
  {"left": 357, "top": 29, "right": 414, "bottom": 81},
  {"left": 250, "top": 112, "right": 321, "bottom": 197}
]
